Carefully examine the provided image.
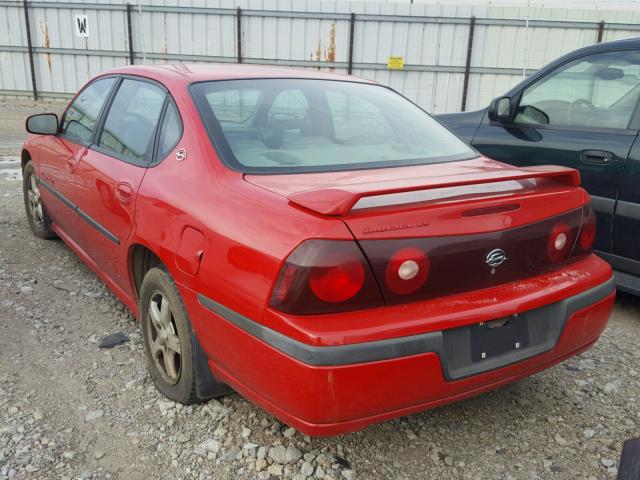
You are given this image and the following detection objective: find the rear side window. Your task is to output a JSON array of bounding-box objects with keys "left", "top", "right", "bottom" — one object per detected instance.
[
  {"left": 157, "top": 102, "right": 182, "bottom": 160},
  {"left": 60, "top": 77, "right": 115, "bottom": 144},
  {"left": 98, "top": 79, "right": 165, "bottom": 163}
]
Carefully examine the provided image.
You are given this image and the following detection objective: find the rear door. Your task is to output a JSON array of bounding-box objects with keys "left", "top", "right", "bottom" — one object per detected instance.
[
  {"left": 37, "top": 77, "right": 116, "bottom": 237},
  {"left": 68, "top": 77, "right": 171, "bottom": 291},
  {"left": 471, "top": 49, "right": 640, "bottom": 254}
]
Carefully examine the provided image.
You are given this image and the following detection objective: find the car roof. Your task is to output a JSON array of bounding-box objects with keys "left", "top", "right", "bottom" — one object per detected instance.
[
  {"left": 100, "top": 63, "right": 374, "bottom": 87},
  {"left": 503, "top": 36, "right": 640, "bottom": 97},
  {"left": 571, "top": 36, "right": 640, "bottom": 55}
]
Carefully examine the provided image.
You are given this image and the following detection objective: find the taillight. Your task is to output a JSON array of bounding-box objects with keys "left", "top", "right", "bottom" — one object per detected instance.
[
  {"left": 385, "top": 247, "right": 430, "bottom": 295},
  {"left": 578, "top": 204, "right": 596, "bottom": 252},
  {"left": 270, "top": 240, "right": 382, "bottom": 314},
  {"left": 547, "top": 222, "right": 573, "bottom": 263}
]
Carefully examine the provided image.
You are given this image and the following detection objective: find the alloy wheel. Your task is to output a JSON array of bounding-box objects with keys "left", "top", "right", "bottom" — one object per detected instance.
[
  {"left": 146, "top": 292, "right": 182, "bottom": 385},
  {"left": 27, "top": 175, "right": 44, "bottom": 227}
]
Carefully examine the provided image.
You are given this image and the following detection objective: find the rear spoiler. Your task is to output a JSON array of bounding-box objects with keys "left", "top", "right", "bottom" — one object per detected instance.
[{"left": 288, "top": 166, "right": 581, "bottom": 216}]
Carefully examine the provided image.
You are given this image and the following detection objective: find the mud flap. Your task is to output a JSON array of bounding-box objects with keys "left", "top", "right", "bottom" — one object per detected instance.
[
  {"left": 618, "top": 438, "right": 640, "bottom": 480},
  {"left": 191, "top": 331, "right": 233, "bottom": 400}
]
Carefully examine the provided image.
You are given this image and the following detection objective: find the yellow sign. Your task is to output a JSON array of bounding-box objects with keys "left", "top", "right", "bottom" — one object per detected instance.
[{"left": 387, "top": 56, "right": 404, "bottom": 70}]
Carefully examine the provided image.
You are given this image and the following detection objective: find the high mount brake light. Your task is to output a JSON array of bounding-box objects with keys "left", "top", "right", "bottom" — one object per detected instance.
[{"left": 270, "top": 240, "right": 383, "bottom": 314}]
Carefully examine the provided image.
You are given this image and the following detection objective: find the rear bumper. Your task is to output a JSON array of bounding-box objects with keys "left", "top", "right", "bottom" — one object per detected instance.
[{"left": 186, "top": 258, "right": 615, "bottom": 436}]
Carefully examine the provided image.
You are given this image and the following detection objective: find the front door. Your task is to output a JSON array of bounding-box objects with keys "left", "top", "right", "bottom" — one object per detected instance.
[
  {"left": 472, "top": 49, "right": 640, "bottom": 254},
  {"left": 36, "top": 77, "right": 116, "bottom": 238},
  {"left": 70, "top": 78, "right": 167, "bottom": 292}
]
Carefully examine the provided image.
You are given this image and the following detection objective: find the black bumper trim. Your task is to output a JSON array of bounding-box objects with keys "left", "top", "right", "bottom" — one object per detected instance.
[{"left": 197, "top": 276, "right": 615, "bottom": 372}]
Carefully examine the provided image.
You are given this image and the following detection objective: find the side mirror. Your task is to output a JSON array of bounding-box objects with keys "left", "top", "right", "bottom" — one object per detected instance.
[
  {"left": 488, "top": 96, "right": 512, "bottom": 123},
  {"left": 26, "top": 113, "right": 58, "bottom": 135}
]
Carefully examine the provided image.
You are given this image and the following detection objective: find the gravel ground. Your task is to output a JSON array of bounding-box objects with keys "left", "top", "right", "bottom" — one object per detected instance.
[{"left": 1, "top": 99, "right": 639, "bottom": 480}]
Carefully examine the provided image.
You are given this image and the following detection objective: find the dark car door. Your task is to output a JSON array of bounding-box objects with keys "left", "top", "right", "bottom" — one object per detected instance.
[
  {"left": 36, "top": 77, "right": 116, "bottom": 237},
  {"left": 68, "top": 77, "right": 169, "bottom": 291},
  {"left": 611, "top": 136, "right": 640, "bottom": 280},
  {"left": 471, "top": 49, "right": 640, "bottom": 254}
]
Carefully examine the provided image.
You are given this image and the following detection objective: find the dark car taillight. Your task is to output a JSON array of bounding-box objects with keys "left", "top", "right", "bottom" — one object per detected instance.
[{"left": 270, "top": 240, "right": 383, "bottom": 314}]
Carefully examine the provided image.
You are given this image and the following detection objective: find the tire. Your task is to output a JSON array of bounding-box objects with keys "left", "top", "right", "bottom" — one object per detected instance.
[
  {"left": 22, "top": 161, "right": 56, "bottom": 239},
  {"left": 140, "top": 266, "right": 229, "bottom": 404}
]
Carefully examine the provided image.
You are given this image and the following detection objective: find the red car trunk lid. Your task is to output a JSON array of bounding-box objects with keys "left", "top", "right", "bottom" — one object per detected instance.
[{"left": 249, "top": 157, "right": 591, "bottom": 308}]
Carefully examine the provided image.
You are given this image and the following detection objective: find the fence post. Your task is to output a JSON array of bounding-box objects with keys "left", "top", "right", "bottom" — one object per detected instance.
[
  {"left": 22, "top": 0, "right": 38, "bottom": 100},
  {"left": 236, "top": 7, "right": 242, "bottom": 63},
  {"left": 126, "top": 3, "right": 135, "bottom": 65},
  {"left": 347, "top": 13, "right": 355, "bottom": 75},
  {"left": 596, "top": 20, "right": 605, "bottom": 43},
  {"left": 461, "top": 15, "right": 475, "bottom": 112}
]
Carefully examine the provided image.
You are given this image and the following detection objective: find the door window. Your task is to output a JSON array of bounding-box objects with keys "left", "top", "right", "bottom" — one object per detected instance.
[
  {"left": 97, "top": 79, "right": 166, "bottom": 163},
  {"left": 60, "top": 77, "right": 116, "bottom": 144},
  {"left": 515, "top": 50, "right": 640, "bottom": 130}
]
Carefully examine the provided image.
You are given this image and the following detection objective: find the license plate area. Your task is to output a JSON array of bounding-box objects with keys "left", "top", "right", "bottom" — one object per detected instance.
[{"left": 470, "top": 315, "right": 530, "bottom": 362}]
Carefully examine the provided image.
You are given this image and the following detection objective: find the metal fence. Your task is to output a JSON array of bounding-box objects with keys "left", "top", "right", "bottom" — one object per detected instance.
[{"left": 1, "top": 0, "right": 640, "bottom": 113}]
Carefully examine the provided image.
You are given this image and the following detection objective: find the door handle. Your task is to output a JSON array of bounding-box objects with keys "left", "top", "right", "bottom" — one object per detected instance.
[
  {"left": 580, "top": 150, "right": 615, "bottom": 165},
  {"left": 115, "top": 183, "right": 134, "bottom": 205}
]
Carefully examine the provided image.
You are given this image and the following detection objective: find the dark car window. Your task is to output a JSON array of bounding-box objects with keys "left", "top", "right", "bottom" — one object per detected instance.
[
  {"left": 157, "top": 101, "right": 182, "bottom": 160},
  {"left": 515, "top": 50, "right": 640, "bottom": 130},
  {"left": 98, "top": 79, "right": 166, "bottom": 163},
  {"left": 60, "top": 77, "right": 116, "bottom": 144},
  {"left": 191, "top": 79, "right": 476, "bottom": 174}
]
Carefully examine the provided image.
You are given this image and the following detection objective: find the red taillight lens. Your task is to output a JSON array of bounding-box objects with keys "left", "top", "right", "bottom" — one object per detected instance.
[
  {"left": 270, "top": 240, "right": 382, "bottom": 314},
  {"left": 547, "top": 222, "right": 573, "bottom": 263},
  {"left": 385, "top": 247, "right": 430, "bottom": 295},
  {"left": 309, "top": 253, "right": 365, "bottom": 302},
  {"left": 578, "top": 204, "right": 596, "bottom": 252}
]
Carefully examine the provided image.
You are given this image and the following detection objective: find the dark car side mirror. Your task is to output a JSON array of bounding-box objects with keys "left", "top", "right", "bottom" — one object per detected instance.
[
  {"left": 488, "top": 96, "right": 512, "bottom": 123},
  {"left": 26, "top": 113, "right": 58, "bottom": 135}
]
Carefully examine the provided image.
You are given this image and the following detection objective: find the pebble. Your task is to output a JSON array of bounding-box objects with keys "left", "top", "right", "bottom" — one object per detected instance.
[
  {"left": 285, "top": 445, "right": 303, "bottom": 464},
  {"left": 268, "top": 464, "right": 284, "bottom": 476},
  {"left": 84, "top": 410, "right": 104, "bottom": 422}
]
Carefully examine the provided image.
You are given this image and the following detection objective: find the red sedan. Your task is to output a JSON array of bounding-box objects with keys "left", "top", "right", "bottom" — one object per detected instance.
[{"left": 22, "top": 65, "right": 615, "bottom": 436}]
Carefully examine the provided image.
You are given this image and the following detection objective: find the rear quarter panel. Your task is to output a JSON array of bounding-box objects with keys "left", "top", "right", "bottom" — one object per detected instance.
[{"left": 131, "top": 81, "right": 352, "bottom": 331}]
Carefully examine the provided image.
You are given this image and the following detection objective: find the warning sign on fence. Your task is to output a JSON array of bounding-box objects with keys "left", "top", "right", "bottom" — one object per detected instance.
[
  {"left": 74, "top": 15, "right": 89, "bottom": 37},
  {"left": 387, "top": 56, "right": 404, "bottom": 70}
]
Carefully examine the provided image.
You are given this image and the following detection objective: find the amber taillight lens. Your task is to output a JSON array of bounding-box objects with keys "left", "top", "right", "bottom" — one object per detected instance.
[{"left": 270, "top": 240, "right": 383, "bottom": 314}]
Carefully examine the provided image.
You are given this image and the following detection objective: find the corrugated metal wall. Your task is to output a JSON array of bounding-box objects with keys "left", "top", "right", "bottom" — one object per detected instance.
[{"left": 1, "top": 0, "right": 639, "bottom": 113}]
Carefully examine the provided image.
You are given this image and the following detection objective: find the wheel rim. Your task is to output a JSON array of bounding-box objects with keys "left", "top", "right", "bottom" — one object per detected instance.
[
  {"left": 27, "top": 175, "right": 44, "bottom": 227},
  {"left": 146, "top": 292, "right": 182, "bottom": 385}
]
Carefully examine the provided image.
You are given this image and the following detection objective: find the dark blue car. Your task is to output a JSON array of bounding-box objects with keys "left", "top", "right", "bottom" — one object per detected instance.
[{"left": 438, "top": 38, "right": 640, "bottom": 295}]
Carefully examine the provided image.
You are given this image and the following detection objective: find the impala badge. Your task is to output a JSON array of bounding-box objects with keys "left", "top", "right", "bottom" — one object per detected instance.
[{"left": 485, "top": 248, "right": 507, "bottom": 274}]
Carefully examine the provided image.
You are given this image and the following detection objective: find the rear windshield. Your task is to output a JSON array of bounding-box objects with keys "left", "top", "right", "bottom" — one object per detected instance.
[{"left": 191, "top": 78, "right": 476, "bottom": 174}]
